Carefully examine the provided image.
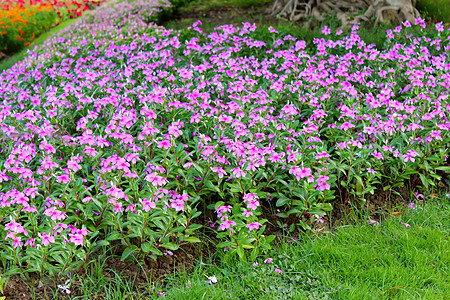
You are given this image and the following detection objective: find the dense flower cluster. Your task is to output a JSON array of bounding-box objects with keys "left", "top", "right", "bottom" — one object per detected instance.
[{"left": 0, "top": 0, "right": 449, "bottom": 274}]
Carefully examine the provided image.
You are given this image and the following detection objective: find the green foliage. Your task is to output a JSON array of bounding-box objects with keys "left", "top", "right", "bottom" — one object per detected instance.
[
  {"left": 169, "top": 0, "right": 198, "bottom": 11},
  {"left": 231, "top": 0, "right": 272, "bottom": 7},
  {"left": 416, "top": 0, "right": 450, "bottom": 23}
]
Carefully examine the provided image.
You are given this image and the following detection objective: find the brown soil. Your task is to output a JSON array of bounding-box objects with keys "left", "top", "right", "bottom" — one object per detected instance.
[
  {"left": 165, "top": 2, "right": 276, "bottom": 28},
  {"left": 3, "top": 238, "right": 216, "bottom": 299}
]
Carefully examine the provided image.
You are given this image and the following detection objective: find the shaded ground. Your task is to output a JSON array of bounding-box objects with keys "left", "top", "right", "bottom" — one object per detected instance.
[{"left": 161, "top": 1, "right": 279, "bottom": 29}]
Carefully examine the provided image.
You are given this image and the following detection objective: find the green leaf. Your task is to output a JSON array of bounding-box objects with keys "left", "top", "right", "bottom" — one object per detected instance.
[
  {"left": 236, "top": 246, "right": 245, "bottom": 260},
  {"left": 308, "top": 208, "right": 326, "bottom": 216},
  {"left": 275, "top": 193, "right": 290, "bottom": 207},
  {"left": 250, "top": 247, "right": 259, "bottom": 262},
  {"left": 106, "top": 232, "right": 123, "bottom": 241},
  {"left": 94, "top": 240, "right": 109, "bottom": 247},
  {"left": 205, "top": 180, "right": 220, "bottom": 193},
  {"left": 161, "top": 243, "right": 179, "bottom": 251},
  {"left": 141, "top": 242, "right": 152, "bottom": 253},
  {"left": 170, "top": 226, "right": 185, "bottom": 233},
  {"left": 288, "top": 223, "right": 295, "bottom": 232},
  {"left": 436, "top": 166, "right": 450, "bottom": 172},
  {"left": 419, "top": 173, "right": 429, "bottom": 188},
  {"left": 183, "top": 236, "right": 201, "bottom": 243},
  {"left": 286, "top": 208, "right": 302, "bottom": 215},
  {"left": 265, "top": 235, "right": 276, "bottom": 244},
  {"left": 191, "top": 211, "right": 202, "bottom": 219},
  {"left": 120, "top": 247, "right": 136, "bottom": 262},
  {"left": 216, "top": 241, "right": 233, "bottom": 248}
]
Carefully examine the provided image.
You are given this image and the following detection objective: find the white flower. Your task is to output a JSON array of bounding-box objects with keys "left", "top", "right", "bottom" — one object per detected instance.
[
  {"left": 57, "top": 279, "right": 71, "bottom": 294},
  {"left": 206, "top": 275, "right": 217, "bottom": 285}
]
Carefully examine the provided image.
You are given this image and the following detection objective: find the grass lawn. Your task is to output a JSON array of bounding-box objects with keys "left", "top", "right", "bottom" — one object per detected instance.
[{"left": 160, "top": 199, "right": 450, "bottom": 299}]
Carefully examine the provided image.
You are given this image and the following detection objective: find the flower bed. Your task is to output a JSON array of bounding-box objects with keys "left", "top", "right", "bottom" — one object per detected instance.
[
  {"left": 0, "top": 0, "right": 449, "bottom": 279},
  {"left": 0, "top": 0, "right": 109, "bottom": 54}
]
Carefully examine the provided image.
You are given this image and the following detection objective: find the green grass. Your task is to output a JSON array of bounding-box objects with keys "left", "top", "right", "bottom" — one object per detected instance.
[
  {"left": 416, "top": 0, "right": 450, "bottom": 23},
  {"left": 31, "top": 199, "right": 449, "bottom": 298},
  {"left": 161, "top": 199, "right": 450, "bottom": 299},
  {"left": 47, "top": 199, "right": 449, "bottom": 298},
  {"left": 0, "top": 17, "right": 78, "bottom": 72}
]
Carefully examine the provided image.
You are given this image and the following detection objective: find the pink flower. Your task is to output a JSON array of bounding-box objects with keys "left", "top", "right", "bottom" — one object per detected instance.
[
  {"left": 168, "top": 124, "right": 183, "bottom": 137},
  {"left": 12, "top": 237, "right": 22, "bottom": 248},
  {"left": 157, "top": 140, "right": 172, "bottom": 149},
  {"left": 367, "top": 168, "right": 377, "bottom": 175},
  {"left": 219, "top": 220, "right": 236, "bottom": 231},
  {"left": 274, "top": 268, "right": 283, "bottom": 275},
  {"left": 340, "top": 122, "right": 355, "bottom": 131},
  {"left": 57, "top": 174, "right": 71, "bottom": 184},
  {"left": 243, "top": 193, "right": 260, "bottom": 210},
  {"left": 403, "top": 150, "right": 419, "bottom": 163},
  {"left": 230, "top": 167, "right": 246, "bottom": 178},
  {"left": 315, "top": 181, "right": 330, "bottom": 191},
  {"left": 289, "top": 166, "right": 313, "bottom": 180},
  {"left": 211, "top": 167, "right": 227, "bottom": 178},
  {"left": 435, "top": 22, "right": 444, "bottom": 32},
  {"left": 69, "top": 233, "right": 84, "bottom": 246},
  {"left": 315, "top": 151, "right": 330, "bottom": 159},
  {"left": 22, "top": 206, "right": 37, "bottom": 213},
  {"left": 144, "top": 172, "right": 168, "bottom": 187},
  {"left": 44, "top": 207, "right": 66, "bottom": 221},
  {"left": 67, "top": 157, "right": 82, "bottom": 172},
  {"left": 264, "top": 257, "right": 273, "bottom": 264},
  {"left": 321, "top": 25, "right": 331, "bottom": 35},
  {"left": 216, "top": 205, "right": 232, "bottom": 220},
  {"left": 242, "top": 210, "right": 253, "bottom": 218},
  {"left": 401, "top": 222, "right": 411, "bottom": 228},
  {"left": 183, "top": 162, "right": 193, "bottom": 169},
  {"left": 170, "top": 198, "right": 185, "bottom": 212},
  {"left": 268, "top": 26, "right": 278, "bottom": 34},
  {"left": 371, "top": 151, "right": 384, "bottom": 160},
  {"left": 109, "top": 199, "right": 123, "bottom": 213},
  {"left": 25, "top": 238, "right": 36, "bottom": 248},
  {"left": 415, "top": 17, "right": 426, "bottom": 28},
  {"left": 299, "top": 167, "right": 312, "bottom": 178},
  {"left": 141, "top": 198, "right": 156, "bottom": 212},
  {"left": 39, "top": 232, "right": 55, "bottom": 247},
  {"left": 246, "top": 222, "right": 261, "bottom": 232},
  {"left": 246, "top": 199, "right": 260, "bottom": 210}
]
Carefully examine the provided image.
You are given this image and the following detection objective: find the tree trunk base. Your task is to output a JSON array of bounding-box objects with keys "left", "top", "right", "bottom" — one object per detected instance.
[{"left": 268, "top": 0, "right": 420, "bottom": 28}]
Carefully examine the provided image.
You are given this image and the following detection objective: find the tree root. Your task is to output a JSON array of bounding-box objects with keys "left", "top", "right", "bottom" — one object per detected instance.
[{"left": 268, "top": 0, "right": 420, "bottom": 28}]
